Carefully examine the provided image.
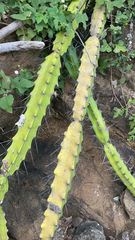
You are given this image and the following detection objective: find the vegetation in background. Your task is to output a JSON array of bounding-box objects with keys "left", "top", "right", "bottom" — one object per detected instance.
[
  {"left": 0, "top": 68, "right": 35, "bottom": 113},
  {"left": 97, "top": 0, "right": 135, "bottom": 142},
  {"left": 0, "top": 0, "right": 87, "bottom": 40}
]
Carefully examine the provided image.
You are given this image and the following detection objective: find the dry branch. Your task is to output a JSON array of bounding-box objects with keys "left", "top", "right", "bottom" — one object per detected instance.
[
  {"left": 0, "top": 41, "right": 45, "bottom": 53},
  {"left": 0, "top": 20, "right": 23, "bottom": 41}
]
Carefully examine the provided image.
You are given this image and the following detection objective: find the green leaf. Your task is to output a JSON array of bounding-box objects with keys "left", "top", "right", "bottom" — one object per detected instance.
[
  {"left": 99, "top": 56, "right": 111, "bottom": 75},
  {"left": 30, "top": 0, "right": 40, "bottom": 8},
  {"left": 113, "top": 40, "right": 127, "bottom": 53},
  {"left": 0, "top": 89, "right": 6, "bottom": 94},
  {"left": 54, "top": 18, "right": 59, "bottom": 31},
  {"left": 27, "top": 28, "right": 36, "bottom": 39},
  {"left": 35, "top": 21, "right": 44, "bottom": 32},
  {"left": 101, "top": 39, "right": 111, "bottom": 52},
  {"left": 19, "top": 68, "right": 34, "bottom": 80},
  {"left": 129, "top": 120, "right": 135, "bottom": 130},
  {"left": 16, "top": 28, "right": 24, "bottom": 36},
  {"left": 115, "top": 10, "right": 128, "bottom": 24},
  {"left": 48, "top": 7, "right": 58, "bottom": 15},
  {"left": 0, "top": 95, "right": 14, "bottom": 113},
  {"left": 0, "top": 3, "right": 5, "bottom": 20},
  {"left": 113, "top": 0, "right": 125, "bottom": 8},
  {"left": 11, "top": 77, "right": 34, "bottom": 94},
  {"left": 0, "top": 70, "right": 11, "bottom": 89},
  {"left": 11, "top": 11, "right": 32, "bottom": 20},
  {"left": 75, "top": 13, "right": 88, "bottom": 30},
  {"left": 128, "top": 128, "right": 135, "bottom": 136},
  {"left": 47, "top": 28, "right": 54, "bottom": 39},
  {"left": 119, "top": 76, "right": 126, "bottom": 87},
  {"left": 96, "top": 0, "right": 105, "bottom": 7},
  {"left": 113, "top": 107, "right": 124, "bottom": 118},
  {"left": 36, "top": 13, "right": 44, "bottom": 24},
  {"left": 100, "top": 29, "right": 107, "bottom": 40},
  {"left": 128, "top": 0, "right": 134, "bottom": 8},
  {"left": 34, "top": 36, "right": 42, "bottom": 41},
  {"left": 62, "top": 43, "right": 79, "bottom": 79},
  {"left": 57, "top": 12, "right": 66, "bottom": 24},
  {"left": 57, "top": 76, "right": 65, "bottom": 93},
  {"left": 127, "top": 99, "right": 135, "bottom": 105},
  {"left": 126, "top": 64, "right": 132, "bottom": 73},
  {"left": 109, "top": 25, "right": 121, "bottom": 34},
  {"left": 106, "top": 1, "right": 114, "bottom": 13}
]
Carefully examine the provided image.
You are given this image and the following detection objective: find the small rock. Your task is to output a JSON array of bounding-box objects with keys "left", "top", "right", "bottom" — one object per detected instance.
[
  {"left": 72, "top": 220, "right": 106, "bottom": 240},
  {"left": 122, "top": 230, "right": 135, "bottom": 240},
  {"left": 120, "top": 189, "right": 135, "bottom": 220},
  {"left": 72, "top": 217, "right": 83, "bottom": 228},
  {"left": 125, "top": 69, "right": 135, "bottom": 91}
]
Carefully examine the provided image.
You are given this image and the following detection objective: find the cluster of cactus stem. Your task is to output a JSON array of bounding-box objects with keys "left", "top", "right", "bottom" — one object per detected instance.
[{"left": 0, "top": 0, "right": 135, "bottom": 239}]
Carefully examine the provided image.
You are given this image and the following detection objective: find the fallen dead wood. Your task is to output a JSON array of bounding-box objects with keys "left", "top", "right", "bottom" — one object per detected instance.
[
  {"left": 0, "top": 20, "right": 23, "bottom": 41},
  {"left": 0, "top": 41, "right": 45, "bottom": 53}
]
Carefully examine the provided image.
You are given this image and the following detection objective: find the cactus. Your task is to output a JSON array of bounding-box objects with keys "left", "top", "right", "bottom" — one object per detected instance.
[
  {"left": 1, "top": 0, "right": 135, "bottom": 239},
  {"left": 87, "top": 97, "right": 135, "bottom": 196}
]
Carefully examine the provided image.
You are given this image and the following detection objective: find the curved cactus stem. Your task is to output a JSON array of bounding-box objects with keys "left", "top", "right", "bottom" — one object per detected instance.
[
  {"left": 87, "top": 96, "right": 109, "bottom": 144},
  {"left": 0, "top": 206, "right": 8, "bottom": 240},
  {"left": 104, "top": 143, "right": 135, "bottom": 196},
  {"left": 87, "top": 98, "right": 135, "bottom": 197},
  {"left": 40, "top": 121, "right": 83, "bottom": 239}
]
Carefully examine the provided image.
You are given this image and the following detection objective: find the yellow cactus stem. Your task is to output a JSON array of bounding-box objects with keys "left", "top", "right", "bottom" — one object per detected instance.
[
  {"left": 40, "top": 121, "right": 83, "bottom": 239},
  {"left": 90, "top": 2, "right": 106, "bottom": 36},
  {"left": 73, "top": 36, "right": 100, "bottom": 121}
]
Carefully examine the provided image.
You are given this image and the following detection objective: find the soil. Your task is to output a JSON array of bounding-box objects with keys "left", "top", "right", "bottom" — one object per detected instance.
[{"left": 0, "top": 20, "right": 135, "bottom": 240}]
